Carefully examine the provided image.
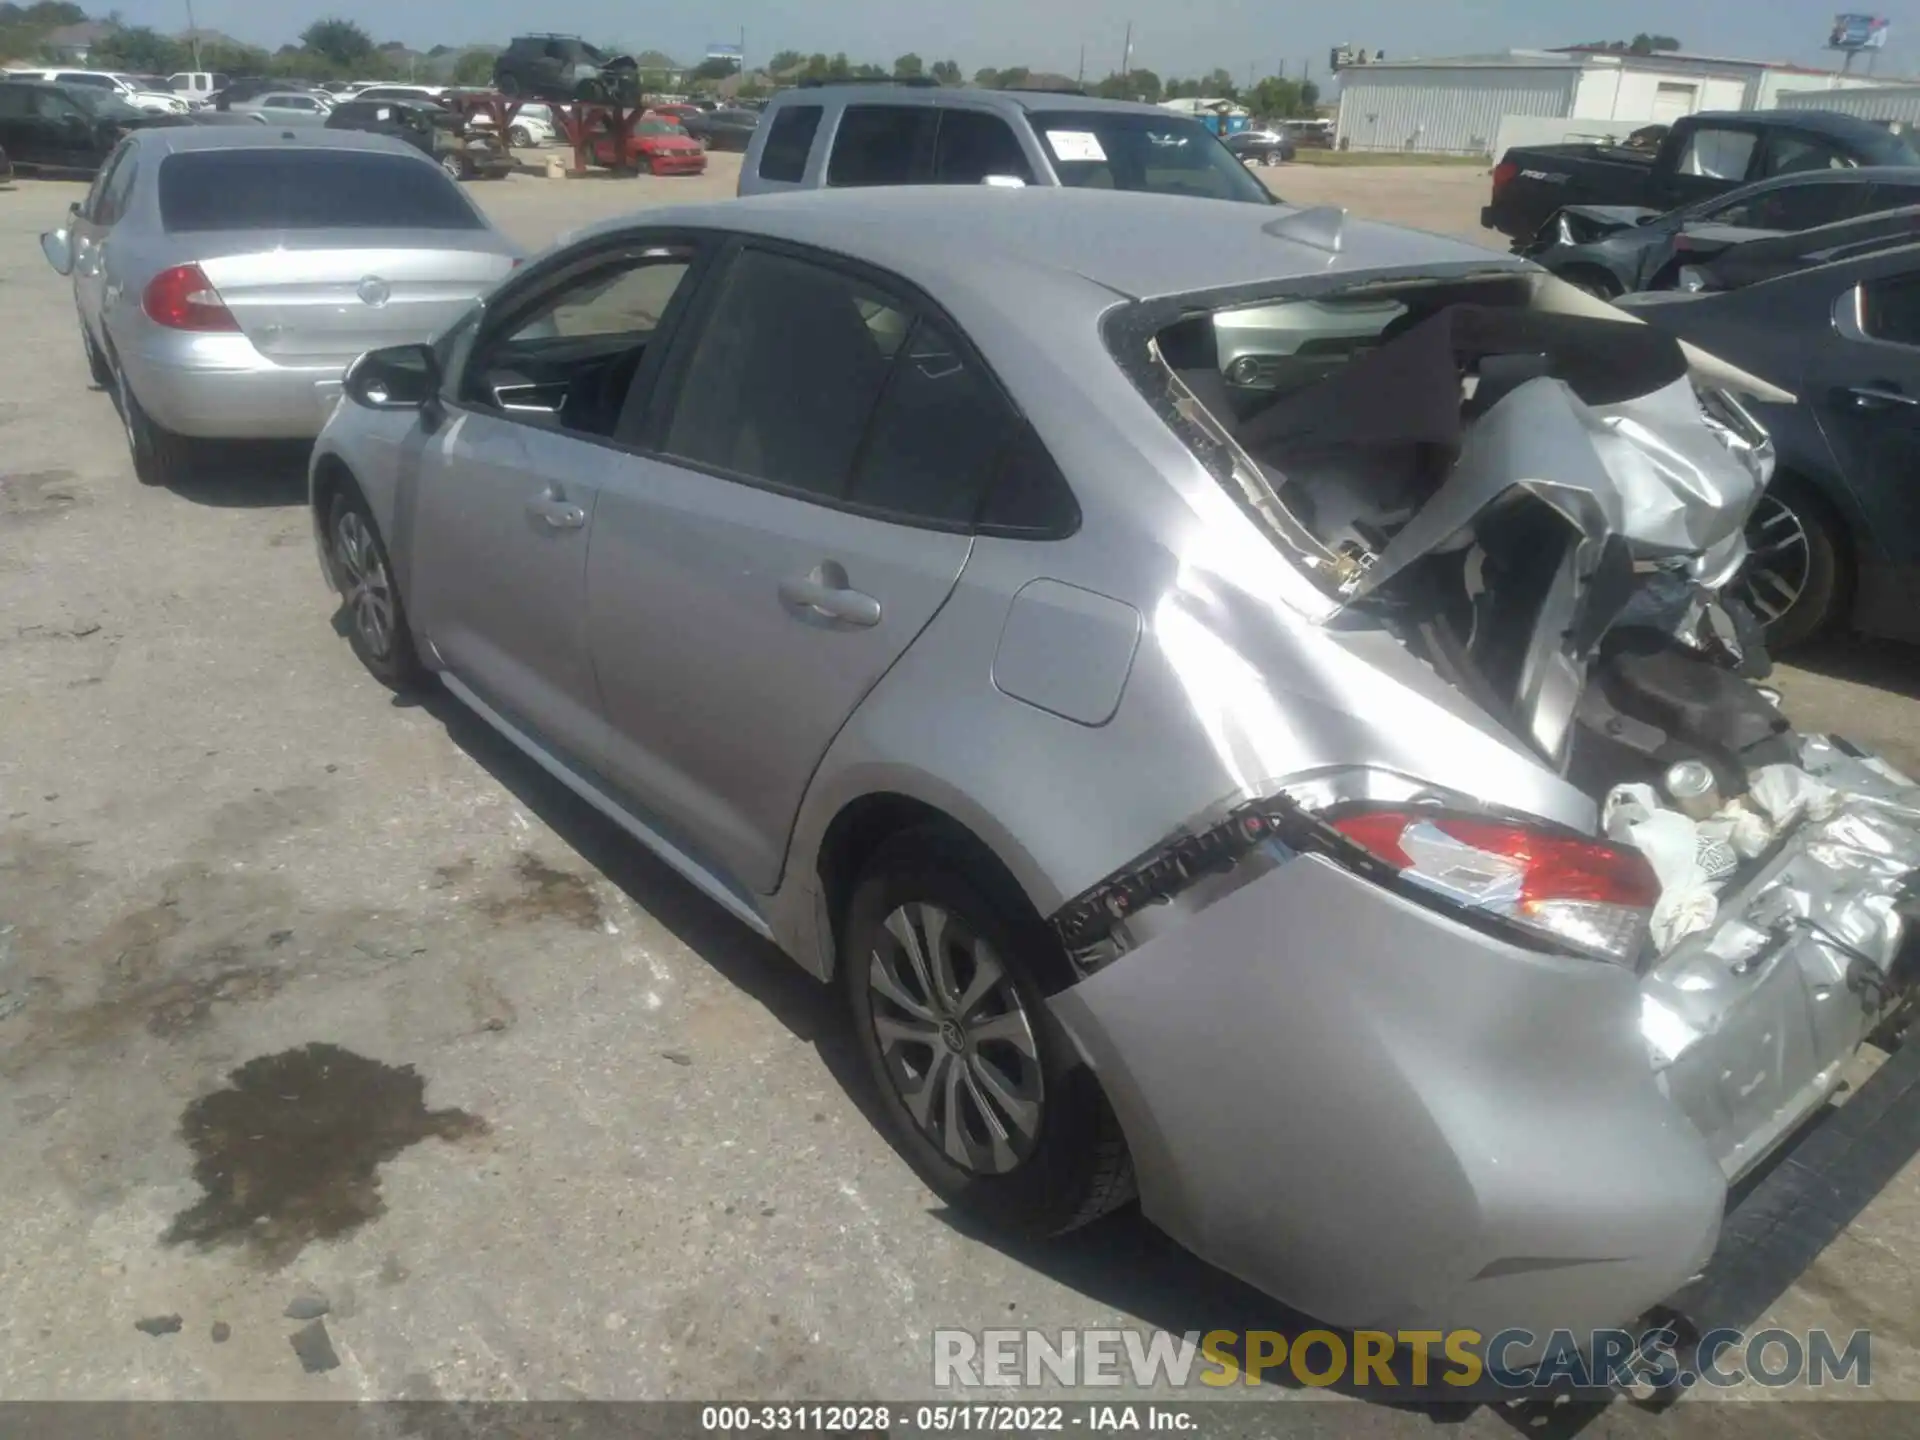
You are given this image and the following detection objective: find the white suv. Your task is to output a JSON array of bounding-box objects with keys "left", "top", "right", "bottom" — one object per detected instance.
[{"left": 18, "top": 70, "right": 188, "bottom": 114}]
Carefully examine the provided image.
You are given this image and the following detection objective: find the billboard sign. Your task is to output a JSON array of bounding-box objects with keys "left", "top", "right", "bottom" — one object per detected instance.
[
  {"left": 705, "top": 42, "right": 744, "bottom": 61},
  {"left": 1828, "top": 14, "right": 1891, "bottom": 50}
]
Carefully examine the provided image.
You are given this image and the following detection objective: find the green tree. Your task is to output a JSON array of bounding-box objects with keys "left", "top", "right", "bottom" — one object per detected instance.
[
  {"left": 972, "top": 66, "right": 999, "bottom": 87},
  {"left": 1092, "top": 68, "right": 1160, "bottom": 103},
  {"left": 90, "top": 25, "right": 188, "bottom": 73},
  {"left": 452, "top": 48, "right": 495, "bottom": 86},
  {"left": 1299, "top": 79, "right": 1320, "bottom": 111},
  {"left": 893, "top": 52, "right": 923, "bottom": 78},
  {"left": 634, "top": 49, "right": 677, "bottom": 68},
  {"left": 691, "top": 55, "right": 740, "bottom": 81},
  {"left": 1203, "top": 66, "right": 1237, "bottom": 98},
  {"left": 300, "top": 17, "right": 375, "bottom": 71},
  {"left": 930, "top": 58, "right": 961, "bottom": 84},
  {"left": 766, "top": 48, "right": 803, "bottom": 73}
]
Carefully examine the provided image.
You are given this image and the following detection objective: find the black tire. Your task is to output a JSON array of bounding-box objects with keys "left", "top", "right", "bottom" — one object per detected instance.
[
  {"left": 843, "top": 826, "right": 1133, "bottom": 1237},
  {"left": 82, "top": 323, "right": 112, "bottom": 388},
  {"left": 440, "top": 152, "right": 469, "bottom": 181},
  {"left": 508, "top": 125, "right": 532, "bottom": 148},
  {"left": 113, "top": 361, "right": 192, "bottom": 487},
  {"left": 1742, "top": 473, "right": 1848, "bottom": 651},
  {"left": 1264, "top": 148, "right": 1283, "bottom": 166},
  {"left": 326, "top": 489, "right": 427, "bottom": 691}
]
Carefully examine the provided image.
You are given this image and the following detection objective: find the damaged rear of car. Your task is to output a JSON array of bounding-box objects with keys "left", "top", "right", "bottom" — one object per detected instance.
[{"left": 1043, "top": 227, "right": 1920, "bottom": 1354}]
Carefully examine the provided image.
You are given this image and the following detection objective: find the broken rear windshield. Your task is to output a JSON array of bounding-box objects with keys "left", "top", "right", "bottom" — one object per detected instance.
[{"left": 1028, "top": 111, "right": 1273, "bottom": 205}]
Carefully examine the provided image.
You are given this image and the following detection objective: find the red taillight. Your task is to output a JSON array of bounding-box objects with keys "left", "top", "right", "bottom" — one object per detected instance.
[
  {"left": 143, "top": 263, "right": 238, "bottom": 332},
  {"left": 1331, "top": 806, "right": 1656, "bottom": 964},
  {"left": 1492, "top": 160, "right": 1518, "bottom": 196}
]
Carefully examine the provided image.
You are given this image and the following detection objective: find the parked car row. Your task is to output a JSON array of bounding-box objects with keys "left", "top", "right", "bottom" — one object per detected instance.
[{"left": 33, "top": 90, "right": 1920, "bottom": 1381}]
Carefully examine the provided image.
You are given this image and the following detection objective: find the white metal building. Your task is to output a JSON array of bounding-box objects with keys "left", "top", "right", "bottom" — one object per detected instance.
[
  {"left": 1775, "top": 82, "right": 1920, "bottom": 127},
  {"left": 1334, "top": 49, "right": 1889, "bottom": 156}
]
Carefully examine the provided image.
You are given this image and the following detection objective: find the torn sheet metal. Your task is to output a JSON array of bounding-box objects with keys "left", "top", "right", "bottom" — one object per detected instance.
[
  {"left": 1638, "top": 736, "right": 1920, "bottom": 1179},
  {"left": 1350, "top": 372, "right": 1769, "bottom": 601}
]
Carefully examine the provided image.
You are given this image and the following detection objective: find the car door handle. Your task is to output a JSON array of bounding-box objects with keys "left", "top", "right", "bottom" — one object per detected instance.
[
  {"left": 526, "top": 491, "right": 587, "bottom": 530},
  {"left": 779, "top": 564, "right": 881, "bottom": 628},
  {"left": 1844, "top": 384, "right": 1919, "bottom": 411}
]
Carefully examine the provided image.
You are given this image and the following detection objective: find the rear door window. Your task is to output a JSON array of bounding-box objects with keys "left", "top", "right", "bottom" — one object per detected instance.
[
  {"left": 1706, "top": 181, "right": 1860, "bottom": 231},
  {"left": 932, "top": 109, "right": 1033, "bottom": 185},
  {"left": 1677, "top": 127, "right": 1758, "bottom": 180},
  {"left": 1761, "top": 132, "right": 1856, "bottom": 177},
  {"left": 848, "top": 316, "right": 1012, "bottom": 523},
  {"left": 757, "top": 103, "right": 820, "bottom": 182},
  {"left": 158, "top": 150, "right": 485, "bottom": 231},
  {"left": 827, "top": 104, "right": 936, "bottom": 187},
  {"left": 661, "top": 248, "right": 909, "bottom": 500}
]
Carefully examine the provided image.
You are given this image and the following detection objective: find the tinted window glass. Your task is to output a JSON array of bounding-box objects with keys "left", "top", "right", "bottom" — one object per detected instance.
[
  {"left": 0, "top": 87, "right": 29, "bottom": 119},
  {"left": 95, "top": 148, "right": 138, "bottom": 225},
  {"left": 933, "top": 109, "right": 1033, "bottom": 185},
  {"left": 159, "top": 150, "right": 484, "bottom": 231},
  {"left": 827, "top": 104, "right": 935, "bottom": 186},
  {"left": 758, "top": 103, "right": 820, "bottom": 181},
  {"left": 1862, "top": 272, "right": 1920, "bottom": 347},
  {"left": 849, "top": 318, "right": 1010, "bottom": 522},
  {"left": 1678, "top": 127, "right": 1757, "bottom": 180},
  {"left": 511, "top": 260, "right": 690, "bottom": 342},
  {"left": 1763, "top": 132, "right": 1855, "bottom": 177},
  {"left": 664, "top": 249, "right": 907, "bottom": 499},
  {"left": 1865, "top": 183, "right": 1920, "bottom": 215},
  {"left": 979, "top": 423, "right": 1080, "bottom": 535},
  {"left": 1706, "top": 181, "right": 1857, "bottom": 231},
  {"left": 1028, "top": 111, "right": 1271, "bottom": 203}
]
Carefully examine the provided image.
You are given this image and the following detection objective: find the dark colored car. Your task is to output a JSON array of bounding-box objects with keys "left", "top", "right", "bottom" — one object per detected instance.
[
  {"left": 0, "top": 140, "right": 11, "bottom": 184},
  {"left": 1524, "top": 165, "right": 1920, "bottom": 298},
  {"left": 680, "top": 106, "right": 759, "bottom": 152},
  {"left": 326, "top": 98, "right": 513, "bottom": 180},
  {"left": 1618, "top": 236, "right": 1920, "bottom": 647},
  {"left": 1484, "top": 110, "right": 1920, "bottom": 242},
  {"left": 1224, "top": 128, "right": 1295, "bottom": 166},
  {"left": 493, "top": 34, "right": 639, "bottom": 103},
  {"left": 0, "top": 79, "right": 163, "bottom": 173},
  {"left": 209, "top": 76, "right": 282, "bottom": 111}
]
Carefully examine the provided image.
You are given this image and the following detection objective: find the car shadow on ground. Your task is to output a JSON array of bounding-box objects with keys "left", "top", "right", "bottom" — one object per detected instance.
[
  {"left": 406, "top": 675, "right": 1618, "bottom": 1435},
  {"left": 1785, "top": 634, "right": 1920, "bottom": 703},
  {"left": 407, "top": 682, "right": 892, "bottom": 1139},
  {"left": 167, "top": 440, "right": 312, "bottom": 508}
]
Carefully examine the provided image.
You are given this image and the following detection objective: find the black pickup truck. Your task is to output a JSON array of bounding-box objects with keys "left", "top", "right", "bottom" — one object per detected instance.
[{"left": 1483, "top": 109, "right": 1919, "bottom": 243}]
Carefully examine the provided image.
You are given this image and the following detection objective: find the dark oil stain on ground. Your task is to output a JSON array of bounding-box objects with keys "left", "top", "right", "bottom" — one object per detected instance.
[
  {"left": 164, "top": 1043, "right": 487, "bottom": 1266},
  {"left": 479, "top": 852, "right": 604, "bottom": 930}
]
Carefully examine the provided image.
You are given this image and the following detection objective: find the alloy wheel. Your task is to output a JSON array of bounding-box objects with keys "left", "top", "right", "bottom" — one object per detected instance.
[
  {"left": 1737, "top": 492, "right": 1812, "bottom": 627},
  {"left": 333, "top": 510, "right": 396, "bottom": 660},
  {"left": 866, "top": 901, "right": 1043, "bottom": 1176}
]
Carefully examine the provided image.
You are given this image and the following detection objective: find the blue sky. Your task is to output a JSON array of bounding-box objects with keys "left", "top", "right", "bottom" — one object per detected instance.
[{"left": 118, "top": 2, "right": 1916, "bottom": 80}]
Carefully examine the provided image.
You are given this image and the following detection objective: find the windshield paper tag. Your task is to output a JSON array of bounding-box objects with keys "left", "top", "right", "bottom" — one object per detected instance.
[{"left": 1046, "top": 130, "right": 1107, "bottom": 163}]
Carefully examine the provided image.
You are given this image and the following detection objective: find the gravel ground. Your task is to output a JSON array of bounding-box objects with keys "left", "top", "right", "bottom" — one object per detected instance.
[{"left": 1, "top": 152, "right": 1916, "bottom": 1429}]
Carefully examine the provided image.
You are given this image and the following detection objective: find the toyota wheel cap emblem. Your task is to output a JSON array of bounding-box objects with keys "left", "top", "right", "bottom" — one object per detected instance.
[{"left": 357, "top": 276, "right": 391, "bottom": 307}]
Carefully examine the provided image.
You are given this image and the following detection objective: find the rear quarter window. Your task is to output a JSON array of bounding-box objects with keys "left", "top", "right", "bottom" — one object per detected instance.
[
  {"left": 158, "top": 149, "right": 486, "bottom": 231},
  {"left": 758, "top": 104, "right": 821, "bottom": 182}
]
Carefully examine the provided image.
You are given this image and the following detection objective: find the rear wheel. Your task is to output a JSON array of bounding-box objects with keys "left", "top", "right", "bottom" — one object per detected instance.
[
  {"left": 440, "top": 152, "right": 469, "bottom": 180},
  {"left": 844, "top": 826, "right": 1134, "bottom": 1236},
  {"left": 508, "top": 124, "right": 532, "bottom": 148},
  {"left": 1263, "top": 147, "right": 1284, "bottom": 166},
  {"left": 114, "top": 361, "right": 192, "bottom": 487},
  {"left": 1738, "top": 474, "right": 1847, "bottom": 650},
  {"left": 327, "top": 489, "right": 427, "bottom": 691}
]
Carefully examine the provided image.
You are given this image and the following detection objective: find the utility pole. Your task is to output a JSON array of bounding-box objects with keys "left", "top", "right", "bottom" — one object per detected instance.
[
  {"left": 1078, "top": 44, "right": 1085, "bottom": 84},
  {"left": 739, "top": 25, "right": 746, "bottom": 77},
  {"left": 1121, "top": 21, "right": 1133, "bottom": 79},
  {"left": 183, "top": 0, "right": 201, "bottom": 70}
]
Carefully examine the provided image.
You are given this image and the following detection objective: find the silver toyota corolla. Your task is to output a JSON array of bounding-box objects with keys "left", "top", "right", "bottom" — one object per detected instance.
[
  {"left": 307, "top": 188, "right": 1920, "bottom": 1359},
  {"left": 39, "top": 126, "right": 519, "bottom": 486}
]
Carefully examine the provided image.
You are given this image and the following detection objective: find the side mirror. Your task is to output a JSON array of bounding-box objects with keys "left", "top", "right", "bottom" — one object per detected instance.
[
  {"left": 344, "top": 343, "right": 440, "bottom": 411},
  {"left": 40, "top": 228, "right": 74, "bottom": 275}
]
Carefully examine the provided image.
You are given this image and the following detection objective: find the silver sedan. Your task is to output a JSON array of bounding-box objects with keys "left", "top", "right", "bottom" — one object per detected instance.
[
  {"left": 308, "top": 188, "right": 1920, "bottom": 1364},
  {"left": 40, "top": 126, "right": 519, "bottom": 486}
]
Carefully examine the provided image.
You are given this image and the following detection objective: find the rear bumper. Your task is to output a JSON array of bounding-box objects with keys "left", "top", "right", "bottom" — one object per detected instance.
[
  {"left": 120, "top": 338, "right": 348, "bottom": 440},
  {"left": 1049, "top": 736, "right": 1920, "bottom": 1360}
]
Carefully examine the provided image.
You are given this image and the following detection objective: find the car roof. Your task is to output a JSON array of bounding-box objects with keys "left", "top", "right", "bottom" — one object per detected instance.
[
  {"left": 768, "top": 84, "right": 1172, "bottom": 120},
  {"left": 124, "top": 125, "right": 431, "bottom": 162},
  {"left": 586, "top": 187, "right": 1521, "bottom": 302},
  {"left": 1691, "top": 108, "right": 1909, "bottom": 143}
]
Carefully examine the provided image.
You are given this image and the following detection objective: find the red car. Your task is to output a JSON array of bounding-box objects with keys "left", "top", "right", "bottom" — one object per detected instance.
[{"left": 591, "top": 116, "right": 707, "bottom": 175}]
